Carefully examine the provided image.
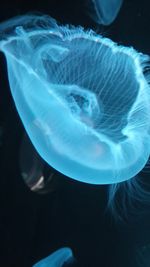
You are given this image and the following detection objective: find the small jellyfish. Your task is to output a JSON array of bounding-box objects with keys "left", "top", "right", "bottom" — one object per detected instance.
[
  {"left": 136, "top": 243, "right": 150, "bottom": 267},
  {"left": 33, "top": 247, "right": 74, "bottom": 267},
  {"left": 0, "top": 14, "right": 150, "bottom": 187},
  {"left": 19, "top": 133, "right": 59, "bottom": 193},
  {"left": 86, "top": 0, "right": 123, "bottom": 25}
]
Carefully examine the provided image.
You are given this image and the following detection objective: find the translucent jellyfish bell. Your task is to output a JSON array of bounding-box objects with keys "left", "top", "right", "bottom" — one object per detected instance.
[
  {"left": 0, "top": 15, "right": 150, "bottom": 185},
  {"left": 136, "top": 243, "right": 150, "bottom": 267},
  {"left": 87, "top": 0, "right": 123, "bottom": 25},
  {"left": 33, "top": 247, "right": 74, "bottom": 267}
]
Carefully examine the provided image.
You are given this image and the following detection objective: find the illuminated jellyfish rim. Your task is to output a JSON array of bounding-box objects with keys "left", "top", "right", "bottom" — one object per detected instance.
[
  {"left": 1, "top": 15, "right": 150, "bottom": 184},
  {"left": 33, "top": 247, "right": 73, "bottom": 267}
]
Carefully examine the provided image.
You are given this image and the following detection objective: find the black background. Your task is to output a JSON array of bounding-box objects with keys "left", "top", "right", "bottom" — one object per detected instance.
[{"left": 0, "top": 0, "right": 150, "bottom": 266}]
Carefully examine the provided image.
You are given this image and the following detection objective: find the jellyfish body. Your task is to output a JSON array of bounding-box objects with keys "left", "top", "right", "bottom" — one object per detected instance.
[
  {"left": 33, "top": 247, "right": 74, "bottom": 267},
  {"left": 136, "top": 243, "right": 150, "bottom": 267},
  {"left": 0, "top": 15, "right": 150, "bottom": 185},
  {"left": 87, "top": 0, "right": 123, "bottom": 25}
]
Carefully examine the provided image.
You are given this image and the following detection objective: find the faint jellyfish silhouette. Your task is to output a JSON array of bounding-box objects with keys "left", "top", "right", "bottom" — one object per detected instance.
[
  {"left": 0, "top": 14, "right": 150, "bottom": 188},
  {"left": 33, "top": 247, "right": 75, "bottom": 267},
  {"left": 19, "top": 132, "right": 60, "bottom": 193},
  {"left": 136, "top": 243, "right": 150, "bottom": 267},
  {"left": 86, "top": 0, "right": 123, "bottom": 25}
]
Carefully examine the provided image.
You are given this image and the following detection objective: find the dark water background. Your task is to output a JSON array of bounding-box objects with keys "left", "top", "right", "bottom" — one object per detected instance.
[{"left": 0, "top": 0, "right": 150, "bottom": 266}]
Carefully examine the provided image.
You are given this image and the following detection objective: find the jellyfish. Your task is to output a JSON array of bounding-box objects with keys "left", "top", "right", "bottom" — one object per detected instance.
[
  {"left": 0, "top": 14, "right": 150, "bottom": 189},
  {"left": 136, "top": 243, "right": 150, "bottom": 267},
  {"left": 86, "top": 0, "right": 123, "bottom": 25},
  {"left": 19, "top": 132, "right": 59, "bottom": 193},
  {"left": 33, "top": 247, "right": 75, "bottom": 267}
]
